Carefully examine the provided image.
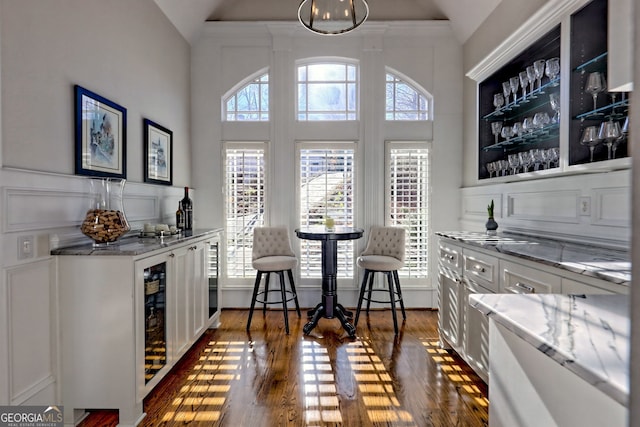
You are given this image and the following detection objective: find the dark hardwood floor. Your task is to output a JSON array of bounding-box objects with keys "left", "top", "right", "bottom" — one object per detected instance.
[{"left": 80, "top": 309, "right": 488, "bottom": 426}]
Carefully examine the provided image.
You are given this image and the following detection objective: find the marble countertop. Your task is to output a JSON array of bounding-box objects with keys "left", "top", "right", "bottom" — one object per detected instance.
[
  {"left": 51, "top": 228, "right": 222, "bottom": 256},
  {"left": 435, "top": 231, "right": 630, "bottom": 287},
  {"left": 470, "top": 293, "right": 629, "bottom": 406}
]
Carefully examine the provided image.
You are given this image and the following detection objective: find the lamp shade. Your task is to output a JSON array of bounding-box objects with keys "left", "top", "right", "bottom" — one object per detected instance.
[{"left": 298, "top": 0, "right": 369, "bottom": 35}]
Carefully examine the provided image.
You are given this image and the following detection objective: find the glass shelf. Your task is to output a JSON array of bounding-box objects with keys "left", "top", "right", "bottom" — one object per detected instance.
[
  {"left": 483, "top": 78, "right": 560, "bottom": 120},
  {"left": 482, "top": 122, "right": 560, "bottom": 151},
  {"left": 574, "top": 99, "right": 630, "bottom": 121},
  {"left": 573, "top": 52, "right": 607, "bottom": 74}
]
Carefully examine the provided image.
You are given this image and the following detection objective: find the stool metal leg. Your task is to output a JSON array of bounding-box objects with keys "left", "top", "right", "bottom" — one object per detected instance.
[
  {"left": 287, "top": 269, "right": 301, "bottom": 317},
  {"left": 386, "top": 271, "right": 399, "bottom": 335},
  {"left": 365, "top": 271, "right": 375, "bottom": 313},
  {"left": 247, "top": 271, "right": 263, "bottom": 331},
  {"left": 262, "top": 272, "right": 271, "bottom": 315},
  {"left": 354, "top": 270, "right": 370, "bottom": 327},
  {"left": 278, "top": 271, "right": 290, "bottom": 334},
  {"left": 393, "top": 270, "right": 406, "bottom": 319}
]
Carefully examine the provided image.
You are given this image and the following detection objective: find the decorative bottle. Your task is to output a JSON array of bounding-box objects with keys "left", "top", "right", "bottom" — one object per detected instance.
[
  {"left": 176, "top": 201, "right": 185, "bottom": 231},
  {"left": 180, "top": 187, "right": 193, "bottom": 236}
]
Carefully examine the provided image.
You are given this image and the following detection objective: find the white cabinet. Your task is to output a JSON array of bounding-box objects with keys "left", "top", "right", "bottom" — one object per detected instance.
[
  {"left": 437, "top": 241, "right": 464, "bottom": 352},
  {"left": 57, "top": 233, "right": 215, "bottom": 427},
  {"left": 500, "top": 259, "right": 561, "bottom": 294},
  {"left": 562, "top": 278, "right": 615, "bottom": 295}
]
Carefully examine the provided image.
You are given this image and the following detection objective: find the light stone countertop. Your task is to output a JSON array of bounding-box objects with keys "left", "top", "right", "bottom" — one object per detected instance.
[
  {"left": 435, "top": 231, "right": 630, "bottom": 287},
  {"left": 51, "top": 228, "right": 222, "bottom": 256},
  {"left": 470, "top": 293, "right": 629, "bottom": 406}
]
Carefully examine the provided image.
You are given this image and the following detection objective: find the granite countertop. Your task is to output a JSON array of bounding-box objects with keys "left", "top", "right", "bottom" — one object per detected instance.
[
  {"left": 435, "top": 231, "right": 630, "bottom": 287},
  {"left": 51, "top": 228, "right": 222, "bottom": 256},
  {"left": 470, "top": 293, "right": 630, "bottom": 406}
]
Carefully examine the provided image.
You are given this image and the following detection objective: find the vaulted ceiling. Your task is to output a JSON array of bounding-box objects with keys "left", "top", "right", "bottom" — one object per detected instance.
[{"left": 154, "top": 0, "right": 502, "bottom": 45}]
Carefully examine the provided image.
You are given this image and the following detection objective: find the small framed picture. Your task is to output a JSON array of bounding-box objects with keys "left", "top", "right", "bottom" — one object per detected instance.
[
  {"left": 74, "top": 85, "right": 127, "bottom": 178},
  {"left": 143, "top": 119, "right": 173, "bottom": 185}
]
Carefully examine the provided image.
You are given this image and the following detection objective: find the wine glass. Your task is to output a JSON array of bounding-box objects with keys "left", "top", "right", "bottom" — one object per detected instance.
[
  {"left": 501, "top": 126, "right": 513, "bottom": 144},
  {"left": 519, "top": 71, "right": 530, "bottom": 102},
  {"left": 491, "top": 121, "right": 503, "bottom": 144},
  {"left": 522, "top": 117, "right": 535, "bottom": 138},
  {"left": 549, "top": 92, "right": 560, "bottom": 124},
  {"left": 533, "top": 59, "right": 546, "bottom": 93},
  {"left": 613, "top": 116, "right": 629, "bottom": 159},
  {"left": 502, "top": 81, "right": 512, "bottom": 110},
  {"left": 598, "top": 120, "right": 621, "bottom": 160},
  {"left": 585, "top": 72, "right": 606, "bottom": 112},
  {"left": 533, "top": 112, "right": 550, "bottom": 132},
  {"left": 548, "top": 147, "right": 559, "bottom": 168},
  {"left": 493, "top": 93, "right": 505, "bottom": 114},
  {"left": 508, "top": 153, "right": 520, "bottom": 175},
  {"left": 518, "top": 151, "right": 533, "bottom": 173},
  {"left": 486, "top": 162, "right": 496, "bottom": 178},
  {"left": 509, "top": 76, "right": 520, "bottom": 104},
  {"left": 526, "top": 65, "right": 538, "bottom": 98},
  {"left": 545, "top": 57, "right": 560, "bottom": 86},
  {"left": 512, "top": 121, "right": 523, "bottom": 138},
  {"left": 580, "top": 125, "right": 601, "bottom": 162},
  {"left": 499, "top": 159, "right": 510, "bottom": 176}
]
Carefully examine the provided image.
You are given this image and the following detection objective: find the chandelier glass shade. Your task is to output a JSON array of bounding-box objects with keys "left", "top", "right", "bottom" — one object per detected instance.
[{"left": 298, "top": 0, "right": 370, "bottom": 35}]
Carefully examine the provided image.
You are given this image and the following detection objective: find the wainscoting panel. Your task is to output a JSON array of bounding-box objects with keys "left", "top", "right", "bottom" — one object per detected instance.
[
  {"left": 593, "top": 187, "right": 630, "bottom": 228},
  {"left": 506, "top": 190, "right": 580, "bottom": 223},
  {"left": 6, "top": 259, "right": 57, "bottom": 404}
]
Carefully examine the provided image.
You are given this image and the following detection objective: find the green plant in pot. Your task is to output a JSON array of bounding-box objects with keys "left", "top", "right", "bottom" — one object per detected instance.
[{"left": 486, "top": 199, "right": 498, "bottom": 234}]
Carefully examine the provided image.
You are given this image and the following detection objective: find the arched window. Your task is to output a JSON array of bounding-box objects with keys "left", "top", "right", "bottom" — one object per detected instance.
[
  {"left": 223, "top": 71, "right": 269, "bottom": 121},
  {"left": 385, "top": 69, "right": 432, "bottom": 120},
  {"left": 297, "top": 60, "right": 358, "bottom": 121}
]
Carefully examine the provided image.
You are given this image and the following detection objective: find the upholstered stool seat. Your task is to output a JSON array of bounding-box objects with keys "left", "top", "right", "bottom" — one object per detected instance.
[
  {"left": 247, "top": 227, "right": 301, "bottom": 334},
  {"left": 354, "top": 226, "right": 407, "bottom": 335}
]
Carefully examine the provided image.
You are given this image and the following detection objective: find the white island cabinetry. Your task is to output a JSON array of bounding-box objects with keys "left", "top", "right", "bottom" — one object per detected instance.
[{"left": 55, "top": 230, "right": 221, "bottom": 427}]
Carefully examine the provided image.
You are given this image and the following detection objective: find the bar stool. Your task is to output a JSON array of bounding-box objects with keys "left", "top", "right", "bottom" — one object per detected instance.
[
  {"left": 354, "top": 226, "right": 407, "bottom": 335},
  {"left": 246, "top": 227, "right": 301, "bottom": 334}
]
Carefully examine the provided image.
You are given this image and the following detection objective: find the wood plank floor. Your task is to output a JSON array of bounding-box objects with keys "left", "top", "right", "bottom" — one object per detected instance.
[{"left": 80, "top": 309, "right": 488, "bottom": 426}]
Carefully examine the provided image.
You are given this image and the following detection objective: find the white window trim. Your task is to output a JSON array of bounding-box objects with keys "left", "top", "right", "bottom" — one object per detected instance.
[
  {"left": 295, "top": 57, "right": 361, "bottom": 122},
  {"left": 385, "top": 67, "right": 434, "bottom": 121},
  {"left": 221, "top": 68, "right": 270, "bottom": 122},
  {"left": 295, "top": 140, "right": 361, "bottom": 288},
  {"left": 385, "top": 140, "right": 432, "bottom": 287},
  {"left": 222, "top": 141, "right": 269, "bottom": 287}
]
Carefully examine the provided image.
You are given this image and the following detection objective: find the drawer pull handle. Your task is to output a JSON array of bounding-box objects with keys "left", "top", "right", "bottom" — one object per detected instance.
[
  {"left": 473, "top": 265, "right": 486, "bottom": 273},
  {"left": 507, "top": 282, "right": 535, "bottom": 294},
  {"left": 447, "top": 255, "right": 455, "bottom": 261}
]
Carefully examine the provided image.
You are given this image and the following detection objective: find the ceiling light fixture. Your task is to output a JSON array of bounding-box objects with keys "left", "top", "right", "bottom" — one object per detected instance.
[{"left": 298, "top": 0, "right": 370, "bottom": 35}]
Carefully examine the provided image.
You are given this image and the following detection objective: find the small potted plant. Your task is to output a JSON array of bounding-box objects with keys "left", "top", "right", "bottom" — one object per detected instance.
[{"left": 486, "top": 199, "right": 498, "bottom": 235}]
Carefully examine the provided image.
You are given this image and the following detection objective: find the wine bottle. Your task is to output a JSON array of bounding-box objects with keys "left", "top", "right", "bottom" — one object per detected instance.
[
  {"left": 181, "top": 186, "right": 193, "bottom": 235},
  {"left": 176, "top": 201, "right": 185, "bottom": 231}
]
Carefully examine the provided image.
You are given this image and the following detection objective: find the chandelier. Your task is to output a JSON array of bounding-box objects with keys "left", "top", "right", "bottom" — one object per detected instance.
[{"left": 298, "top": 0, "right": 370, "bottom": 35}]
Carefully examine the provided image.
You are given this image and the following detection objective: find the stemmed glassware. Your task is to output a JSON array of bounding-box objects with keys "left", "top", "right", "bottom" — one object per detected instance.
[
  {"left": 519, "top": 71, "right": 530, "bottom": 102},
  {"left": 512, "top": 122, "right": 523, "bottom": 139},
  {"left": 530, "top": 148, "right": 543, "bottom": 171},
  {"left": 533, "top": 112, "right": 550, "bottom": 132},
  {"left": 508, "top": 153, "right": 520, "bottom": 175},
  {"left": 533, "top": 60, "right": 546, "bottom": 93},
  {"left": 614, "top": 115, "right": 630, "bottom": 159},
  {"left": 518, "top": 151, "right": 533, "bottom": 172},
  {"left": 502, "top": 81, "right": 512, "bottom": 110},
  {"left": 501, "top": 126, "right": 513, "bottom": 144},
  {"left": 598, "top": 120, "right": 621, "bottom": 160},
  {"left": 486, "top": 162, "right": 497, "bottom": 178},
  {"left": 493, "top": 93, "right": 505, "bottom": 114},
  {"left": 526, "top": 65, "right": 537, "bottom": 98},
  {"left": 549, "top": 93, "right": 560, "bottom": 124},
  {"left": 585, "top": 72, "right": 606, "bottom": 113},
  {"left": 509, "top": 76, "right": 520, "bottom": 104},
  {"left": 545, "top": 57, "right": 560, "bottom": 86},
  {"left": 581, "top": 125, "right": 601, "bottom": 162},
  {"left": 491, "top": 121, "right": 503, "bottom": 145},
  {"left": 522, "top": 117, "right": 535, "bottom": 138}
]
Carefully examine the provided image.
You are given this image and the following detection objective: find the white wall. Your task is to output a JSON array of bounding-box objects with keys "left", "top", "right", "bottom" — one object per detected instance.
[
  {"left": 0, "top": 0, "right": 191, "bottom": 406},
  {"left": 191, "top": 22, "right": 464, "bottom": 309}
]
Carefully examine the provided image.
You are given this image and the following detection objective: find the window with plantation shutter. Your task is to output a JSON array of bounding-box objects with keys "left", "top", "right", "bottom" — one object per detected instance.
[
  {"left": 386, "top": 142, "right": 431, "bottom": 279},
  {"left": 224, "top": 144, "right": 266, "bottom": 278},
  {"left": 298, "top": 143, "right": 357, "bottom": 278}
]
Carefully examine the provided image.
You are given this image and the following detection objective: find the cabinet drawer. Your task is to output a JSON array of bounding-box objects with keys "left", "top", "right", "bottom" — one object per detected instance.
[
  {"left": 438, "top": 240, "right": 462, "bottom": 274},
  {"left": 463, "top": 248, "right": 499, "bottom": 292},
  {"left": 562, "top": 278, "right": 614, "bottom": 295},
  {"left": 500, "top": 260, "right": 561, "bottom": 294}
]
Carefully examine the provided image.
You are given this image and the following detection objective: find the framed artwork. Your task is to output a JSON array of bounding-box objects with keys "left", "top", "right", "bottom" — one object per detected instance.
[
  {"left": 143, "top": 119, "right": 173, "bottom": 185},
  {"left": 74, "top": 85, "right": 127, "bottom": 178}
]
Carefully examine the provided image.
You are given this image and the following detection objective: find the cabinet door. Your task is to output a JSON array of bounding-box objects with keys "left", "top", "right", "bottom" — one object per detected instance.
[
  {"left": 172, "top": 245, "right": 191, "bottom": 359},
  {"left": 191, "top": 241, "right": 208, "bottom": 340},
  {"left": 438, "top": 272, "right": 463, "bottom": 352},
  {"left": 463, "top": 280, "right": 492, "bottom": 383}
]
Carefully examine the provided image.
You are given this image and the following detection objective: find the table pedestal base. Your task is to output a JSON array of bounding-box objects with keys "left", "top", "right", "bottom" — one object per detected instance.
[{"left": 304, "top": 301, "right": 355, "bottom": 337}]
